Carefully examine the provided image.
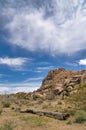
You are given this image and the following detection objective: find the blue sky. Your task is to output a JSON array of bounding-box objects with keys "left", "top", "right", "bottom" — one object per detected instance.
[{"left": 0, "top": 0, "right": 86, "bottom": 94}]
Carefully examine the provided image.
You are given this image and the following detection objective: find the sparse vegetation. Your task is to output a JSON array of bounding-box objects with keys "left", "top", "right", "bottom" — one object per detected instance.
[
  {"left": 0, "top": 109, "right": 3, "bottom": 115},
  {"left": 74, "top": 110, "right": 86, "bottom": 124},
  {"left": 21, "top": 115, "right": 49, "bottom": 127},
  {"left": 66, "top": 84, "right": 86, "bottom": 110},
  {"left": 2, "top": 102, "right": 11, "bottom": 108},
  {"left": 0, "top": 68, "right": 86, "bottom": 130},
  {"left": 0, "top": 121, "right": 16, "bottom": 130}
]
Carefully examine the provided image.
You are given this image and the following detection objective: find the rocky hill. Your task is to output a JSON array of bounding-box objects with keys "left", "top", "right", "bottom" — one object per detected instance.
[
  {"left": 32, "top": 68, "right": 86, "bottom": 100},
  {"left": 0, "top": 68, "right": 85, "bottom": 125},
  {"left": 14, "top": 68, "right": 86, "bottom": 112}
]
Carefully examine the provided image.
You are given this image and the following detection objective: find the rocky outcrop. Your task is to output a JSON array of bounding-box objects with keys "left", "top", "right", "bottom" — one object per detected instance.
[
  {"left": 34, "top": 68, "right": 86, "bottom": 100},
  {"left": 19, "top": 68, "right": 86, "bottom": 121}
]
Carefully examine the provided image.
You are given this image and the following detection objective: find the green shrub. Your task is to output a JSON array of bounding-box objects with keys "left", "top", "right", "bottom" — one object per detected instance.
[
  {"left": 0, "top": 121, "right": 16, "bottom": 130},
  {"left": 63, "top": 109, "right": 75, "bottom": 116},
  {"left": 74, "top": 110, "right": 86, "bottom": 124},
  {"left": 0, "top": 109, "right": 3, "bottom": 115},
  {"left": 3, "top": 102, "right": 11, "bottom": 108},
  {"left": 66, "top": 84, "right": 86, "bottom": 110}
]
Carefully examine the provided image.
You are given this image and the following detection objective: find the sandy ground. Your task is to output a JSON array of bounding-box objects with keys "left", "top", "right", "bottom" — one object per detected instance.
[{"left": 0, "top": 108, "right": 86, "bottom": 130}]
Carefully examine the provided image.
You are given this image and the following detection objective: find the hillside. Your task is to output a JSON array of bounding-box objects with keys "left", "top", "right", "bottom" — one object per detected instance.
[
  {"left": 0, "top": 68, "right": 86, "bottom": 130},
  {"left": 10, "top": 68, "right": 86, "bottom": 113},
  {"left": 13, "top": 68, "right": 86, "bottom": 111},
  {"left": 31, "top": 68, "right": 86, "bottom": 100}
]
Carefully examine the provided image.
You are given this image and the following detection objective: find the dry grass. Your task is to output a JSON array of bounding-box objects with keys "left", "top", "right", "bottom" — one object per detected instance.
[
  {"left": 0, "top": 106, "right": 85, "bottom": 130},
  {"left": 0, "top": 85, "right": 86, "bottom": 130}
]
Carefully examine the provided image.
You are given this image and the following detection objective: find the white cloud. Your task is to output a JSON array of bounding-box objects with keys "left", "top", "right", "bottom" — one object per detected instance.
[
  {"left": 1, "top": 0, "right": 86, "bottom": 55},
  {"left": 24, "top": 77, "right": 43, "bottom": 83},
  {"left": 79, "top": 59, "right": 86, "bottom": 65},
  {"left": 0, "top": 82, "right": 41, "bottom": 94},
  {"left": 0, "top": 87, "right": 9, "bottom": 94},
  {"left": 37, "top": 66, "right": 55, "bottom": 71},
  {"left": 66, "top": 62, "right": 78, "bottom": 67},
  {"left": 0, "top": 57, "right": 28, "bottom": 68},
  {"left": 34, "top": 66, "right": 55, "bottom": 73}
]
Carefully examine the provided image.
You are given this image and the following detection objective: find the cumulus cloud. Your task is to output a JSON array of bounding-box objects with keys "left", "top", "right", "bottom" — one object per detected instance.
[
  {"left": 1, "top": 0, "right": 86, "bottom": 55},
  {"left": 0, "top": 57, "right": 28, "bottom": 68},
  {"left": 79, "top": 59, "right": 86, "bottom": 65}
]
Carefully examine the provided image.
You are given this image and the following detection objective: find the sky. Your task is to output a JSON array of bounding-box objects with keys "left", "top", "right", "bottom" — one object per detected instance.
[{"left": 0, "top": 0, "right": 86, "bottom": 94}]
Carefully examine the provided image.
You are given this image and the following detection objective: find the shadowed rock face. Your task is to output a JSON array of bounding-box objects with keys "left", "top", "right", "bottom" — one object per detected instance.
[{"left": 33, "top": 68, "right": 86, "bottom": 100}]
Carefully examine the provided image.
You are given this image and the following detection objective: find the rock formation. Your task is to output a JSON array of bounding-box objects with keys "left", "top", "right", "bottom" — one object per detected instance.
[{"left": 32, "top": 68, "right": 86, "bottom": 100}]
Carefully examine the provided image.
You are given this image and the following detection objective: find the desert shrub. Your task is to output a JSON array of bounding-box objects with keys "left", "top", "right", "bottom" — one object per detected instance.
[
  {"left": 66, "top": 84, "right": 86, "bottom": 110},
  {"left": 3, "top": 102, "right": 11, "bottom": 108},
  {"left": 0, "top": 121, "right": 16, "bottom": 130},
  {"left": 63, "top": 109, "right": 76, "bottom": 116},
  {"left": 0, "top": 109, "right": 3, "bottom": 115},
  {"left": 11, "top": 107, "right": 15, "bottom": 110},
  {"left": 37, "top": 99, "right": 44, "bottom": 104},
  {"left": 58, "top": 101, "right": 62, "bottom": 105},
  {"left": 15, "top": 107, "right": 21, "bottom": 112},
  {"left": 74, "top": 110, "right": 86, "bottom": 124},
  {"left": 22, "top": 115, "right": 49, "bottom": 127}
]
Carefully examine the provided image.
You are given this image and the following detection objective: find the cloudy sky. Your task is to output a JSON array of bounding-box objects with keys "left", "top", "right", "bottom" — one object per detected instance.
[{"left": 0, "top": 0, "right": 86, "bottom": 94}]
